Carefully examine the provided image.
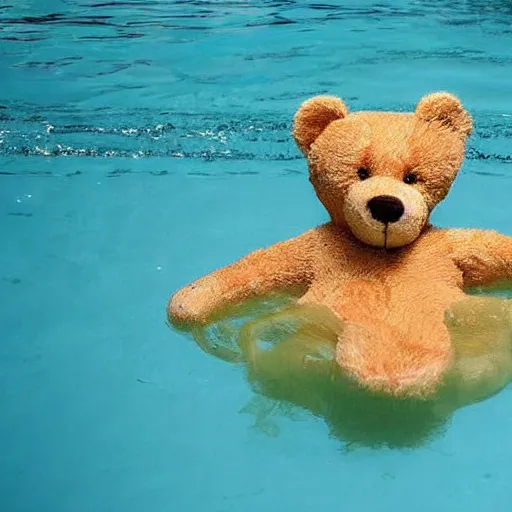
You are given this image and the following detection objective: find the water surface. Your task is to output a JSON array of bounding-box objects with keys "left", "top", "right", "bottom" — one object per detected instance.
[{"left": 1, "top": 1, "right": 512, "bottom": 511}]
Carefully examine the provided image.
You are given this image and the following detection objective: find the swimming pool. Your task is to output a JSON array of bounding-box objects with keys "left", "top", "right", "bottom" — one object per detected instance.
[{"left": 1, "top": 1, "right": 512, "bottom": 510}]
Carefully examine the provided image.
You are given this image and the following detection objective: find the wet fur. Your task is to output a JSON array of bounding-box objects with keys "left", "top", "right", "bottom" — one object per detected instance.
[{"left": 168, "top": 92, "right": 512, "bottom": 399}]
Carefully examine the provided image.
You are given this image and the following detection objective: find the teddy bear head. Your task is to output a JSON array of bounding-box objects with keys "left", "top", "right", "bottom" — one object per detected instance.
[{"left": 293, "top": 92, "right": 472, "bottom": 249}]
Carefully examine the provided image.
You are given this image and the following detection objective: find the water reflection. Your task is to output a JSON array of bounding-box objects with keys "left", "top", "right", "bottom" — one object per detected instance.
[{"left": 171, "top": 293, "right": 512, "bottom": 450}]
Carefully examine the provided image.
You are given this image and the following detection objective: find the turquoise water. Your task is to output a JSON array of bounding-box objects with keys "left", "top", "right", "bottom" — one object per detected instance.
[{"left": 1, "top": 1, "right": 512, "bottom": 510}]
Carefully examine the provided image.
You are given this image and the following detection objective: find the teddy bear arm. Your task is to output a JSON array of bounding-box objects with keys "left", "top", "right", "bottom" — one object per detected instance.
[
  {"left": 448, "top": 229, "right": 512, "bottom": 289},
  {"left": 167, "top": 231, "right": 317, "bottom": 327}
]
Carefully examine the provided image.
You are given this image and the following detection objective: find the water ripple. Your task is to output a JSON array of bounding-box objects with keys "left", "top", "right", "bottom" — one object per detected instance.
[
  {"left": 1, "top": 0, "right": 512, "bottom": 179},
  {"left": 0, "top": 104, "right": 510, "bottom": 167}
]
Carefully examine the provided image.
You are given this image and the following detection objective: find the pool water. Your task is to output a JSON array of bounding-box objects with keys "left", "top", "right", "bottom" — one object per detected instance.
[{"left": 1, "top": 1, "right": 512, "bottom": 511}]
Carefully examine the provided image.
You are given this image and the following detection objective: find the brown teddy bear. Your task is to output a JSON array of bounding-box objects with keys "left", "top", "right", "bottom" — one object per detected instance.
[{"left": 168, "top": 92, "right": 512, "bottom": 403}]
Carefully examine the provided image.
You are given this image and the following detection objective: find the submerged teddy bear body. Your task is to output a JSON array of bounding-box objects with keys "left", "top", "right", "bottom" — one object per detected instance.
[
  {"left": 168, "top": 92, "right": 512, "bottom": 400},
  {"left": 285, "top": 224, "right": 465, "bottom": 396}
]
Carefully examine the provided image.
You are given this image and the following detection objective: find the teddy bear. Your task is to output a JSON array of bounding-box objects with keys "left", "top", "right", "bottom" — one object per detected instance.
[{"left": 168, "top": 92, "right": 512, "bottom": 406}]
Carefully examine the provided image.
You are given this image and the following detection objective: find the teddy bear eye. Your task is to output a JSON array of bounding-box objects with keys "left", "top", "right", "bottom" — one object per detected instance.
[
  {"left": 403, "top": 172, "right": 418, "bottom": 185},
  {"left": 357, "top": 168, "right": 370, "bottom": 180}
]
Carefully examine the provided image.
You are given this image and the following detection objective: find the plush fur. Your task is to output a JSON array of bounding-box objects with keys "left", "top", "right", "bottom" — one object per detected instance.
[{"left": 168, "top": 92, "right": 512, "bottom": 399}]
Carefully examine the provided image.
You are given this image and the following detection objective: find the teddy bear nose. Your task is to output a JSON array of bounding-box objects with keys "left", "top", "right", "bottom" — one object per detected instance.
[{"left": 367, "top": 195, "right": 405, "bottom": 224}]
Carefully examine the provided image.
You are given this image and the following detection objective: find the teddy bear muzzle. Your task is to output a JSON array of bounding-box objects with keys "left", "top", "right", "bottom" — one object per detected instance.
[{"left": 343, "top": 176, "right": 429, "bottom": 249}]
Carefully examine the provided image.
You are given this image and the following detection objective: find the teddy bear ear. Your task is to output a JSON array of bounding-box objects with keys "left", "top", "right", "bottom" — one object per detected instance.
[
  {"left": 293, "top": 95, "right": 349, "bottom": 154},
  {"left": 415, "top": 92, "right": 473, "bottom": 138}
]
